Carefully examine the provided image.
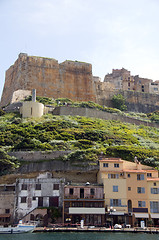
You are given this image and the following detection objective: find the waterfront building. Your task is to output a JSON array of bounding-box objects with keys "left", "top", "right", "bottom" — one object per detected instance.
[
  {"left": 97, "top": 157, "right": 159, "bottom": 227},
  {"left": 0, "top": 184, "right": 15, "bottom": 226},
  {"left": 15, "top": 172, "right": 65, "bottom": 223},
  {"left": 63, "top": 183, "right": 105, "bottom": 226}
]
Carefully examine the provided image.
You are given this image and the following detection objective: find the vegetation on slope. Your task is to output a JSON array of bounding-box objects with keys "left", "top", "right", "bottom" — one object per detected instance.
[
  {"left": 0, "top": 111, "right": 159, "bottom": 170},
  {"left": 0, "top": 148, "right": 19, "bottom": 176},
  {"left": 24, "top": 96, "right": 159, "bottom": 123}
]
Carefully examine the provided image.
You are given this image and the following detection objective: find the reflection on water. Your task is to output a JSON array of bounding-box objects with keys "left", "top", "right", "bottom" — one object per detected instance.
[{"left": 0, "top": 232, "right": 158, "bottom": 240}]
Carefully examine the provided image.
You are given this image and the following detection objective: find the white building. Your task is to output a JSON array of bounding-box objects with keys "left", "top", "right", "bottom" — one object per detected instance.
[{"left": 15, "top": 172, "right": 65, "bottom": 220}]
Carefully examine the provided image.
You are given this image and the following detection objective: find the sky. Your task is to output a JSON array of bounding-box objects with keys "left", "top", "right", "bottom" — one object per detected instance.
[{"left": 0, "top": 0, "right": 159, "bottom": 99}]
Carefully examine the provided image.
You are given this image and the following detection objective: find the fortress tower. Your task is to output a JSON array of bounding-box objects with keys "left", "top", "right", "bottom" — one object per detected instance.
[{"left": 0, "top": 53, "right": 96, "bottom": 106}]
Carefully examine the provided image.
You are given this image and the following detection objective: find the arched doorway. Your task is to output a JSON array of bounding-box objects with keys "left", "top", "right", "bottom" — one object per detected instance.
[{"left": 128, "top": 200, "right": 132, "bottom": 212}]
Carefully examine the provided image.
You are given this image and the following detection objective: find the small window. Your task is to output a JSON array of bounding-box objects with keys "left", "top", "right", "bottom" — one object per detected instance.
[
  {"left": 21, "top": 184, "right": 27, "bottom": 190},
  {"left": 90, "top": 188, "right": 95, "bottom": 195},
  {"left": 103, "top": 163, "right": 108, "bottom": 167},
  {"left": 137, "top": 187, "right": 145, "bottom": 194},
  {"left": 154, "top": 183, "right": 156, "bottom": 186},
  {"left": 137, "top": 174, "right": 144, "bottom": 180},
  {"left": 128, "top": 174, "right": 130, "bottom": 178},
  {"left": 151, "top": 188, "right": 159, "bottom": 194},
  {"left": 147, "top": 173, "right": 152, "bottom": 177},
  {"left": 5, "top": 209, "right": 10, "bottom": 214},
  {"left": 35, "top": 184, "right": 41, "bottom": 190},
  {"left": 21, "top": 197, "right": 27, "bottom": 203},
  {"left": 154, "top": 88, "right": 158, "bottom": 91},
  {"left": 108, "top": 174, "right": 119, "bottom": 179},
  {"left": 69, "top": 188, "right": 74, "bottom": 195},
  {"left": 114, "top": 163, "right": 119, "bottom": 168},
  {"left": 53, "top": 184, "right": 59, "bottom": 190},
  {"left": 113, "top": 186, "right": 118, "bottom": 192},
  {"left": 138, "top": 201, "right": 146, "bottom": 207},
  {"left": 128, "top": 187, "right": 131, "bottom": 191},
  {"left": 32, "top": 197, "right": 36, "bottom": 200}
]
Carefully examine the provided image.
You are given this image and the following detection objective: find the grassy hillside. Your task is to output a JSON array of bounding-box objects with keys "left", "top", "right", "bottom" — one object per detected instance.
[{"left": 0, "top": 110, "right": 159, "bottom": 174}]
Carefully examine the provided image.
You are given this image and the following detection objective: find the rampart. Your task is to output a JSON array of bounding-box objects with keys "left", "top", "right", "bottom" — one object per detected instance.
[
  {"left": 8, "top": 151, "right": 98, "bottom": 183},
  {"left": 1, "top": 53, "right": 159, "bottom": 114},
  {"left": 53, "top": 106, "right": 159, "bottom": 128},
  {"left": 0, "top": 53, "right": 96, "bottom": 106}
]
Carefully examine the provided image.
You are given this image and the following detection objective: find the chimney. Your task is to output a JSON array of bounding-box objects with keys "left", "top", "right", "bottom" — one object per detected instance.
[
  {"left": 32, "top": 89, "right": 36, "bottom": 102},
  {"left": 134, "top": 157, "right": 142, "bottom": 170}
]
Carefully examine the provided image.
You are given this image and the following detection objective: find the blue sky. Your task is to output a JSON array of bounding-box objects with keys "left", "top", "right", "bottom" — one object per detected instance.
[{"left": 0, "top": 0, "right": 159, "bottom": 100}]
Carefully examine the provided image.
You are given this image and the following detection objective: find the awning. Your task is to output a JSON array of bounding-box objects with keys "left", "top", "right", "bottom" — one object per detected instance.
[
  {"left": 0, "top": 214, "right": 11, "bottom": 218},
  {"left": 109, "top": 211, "right": 125, "bottom": 215},
  {"left": 151, "top": 214, "right": 159, "bottom": 219},
  {"left": 134, "top": 213, "right": 149, "bottom": 218},
  {"left": 69, "top": 207, "right": 105, "bottom": 214}
]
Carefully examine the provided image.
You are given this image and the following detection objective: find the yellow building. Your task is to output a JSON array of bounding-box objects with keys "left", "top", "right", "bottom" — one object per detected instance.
[{"left": 97, "top": 157, "right": 159, "bottom": 227}]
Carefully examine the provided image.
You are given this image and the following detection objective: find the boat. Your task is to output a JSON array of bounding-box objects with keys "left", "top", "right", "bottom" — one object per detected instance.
[{"left": 0, "top": 220, "right": 36, "bottom": 234}]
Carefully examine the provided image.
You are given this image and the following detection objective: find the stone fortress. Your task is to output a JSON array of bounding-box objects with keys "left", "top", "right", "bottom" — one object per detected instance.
[{"left": 1, "top": 53, "right": 159, "bottom": 113}]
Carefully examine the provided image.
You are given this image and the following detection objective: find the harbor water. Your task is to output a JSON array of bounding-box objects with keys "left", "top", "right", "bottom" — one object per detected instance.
[{"left": 0, "top": 232, "right": 158, "bottom": 240}]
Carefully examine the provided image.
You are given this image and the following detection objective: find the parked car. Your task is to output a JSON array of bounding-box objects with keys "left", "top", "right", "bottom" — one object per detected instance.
[{"left": 114, "top": 224, "right": 122, "bottom": 229}]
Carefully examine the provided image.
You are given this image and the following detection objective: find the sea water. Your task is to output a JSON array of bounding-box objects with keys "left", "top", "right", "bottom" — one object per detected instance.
[{"left": 0, "top": 232, "right": 158, "bottom": 240}]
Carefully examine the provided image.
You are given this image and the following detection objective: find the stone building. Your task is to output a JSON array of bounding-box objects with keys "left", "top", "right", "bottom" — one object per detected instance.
[
  {"left": 0, "top": 184, "right": 15, "bottom": 226},
  {"left": 63, "top": 183, "right": 105, "bottom": 226},
  {"left": 0, "top": 53, "right": 96, "bottom": 107},
  {"left": 149, "top": 81, "right": 159, "bottom": 94},
  {"left": 1, "top": 53, "right": 159, "bottom": 113},
  {"left": 15, "top": 172, "right": 65, "bottom": 221}
]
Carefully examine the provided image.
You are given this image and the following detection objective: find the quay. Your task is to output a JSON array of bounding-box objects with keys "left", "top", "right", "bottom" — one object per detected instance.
[{"left": 33, "top": 227, "right": 159, "bottom": 234}]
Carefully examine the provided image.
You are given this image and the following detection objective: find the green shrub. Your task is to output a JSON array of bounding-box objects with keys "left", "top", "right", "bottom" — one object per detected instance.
[{"left": 112, "top": 94, "right": 127, "bottom": 111}]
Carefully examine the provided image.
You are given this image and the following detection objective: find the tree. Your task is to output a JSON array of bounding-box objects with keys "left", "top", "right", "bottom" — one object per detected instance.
[{"left": 112, "top": 94, "right": 127, "bottom": 111}]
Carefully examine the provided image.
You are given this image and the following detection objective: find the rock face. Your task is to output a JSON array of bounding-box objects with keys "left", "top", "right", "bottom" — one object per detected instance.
[{"left": 0, "top": 53, "right": 96, "bottom": 106}]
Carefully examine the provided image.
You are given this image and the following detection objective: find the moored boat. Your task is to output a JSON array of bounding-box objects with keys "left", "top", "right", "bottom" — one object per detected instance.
[{"left": 0, "top": 220, "right": 36, "bottom": 234}]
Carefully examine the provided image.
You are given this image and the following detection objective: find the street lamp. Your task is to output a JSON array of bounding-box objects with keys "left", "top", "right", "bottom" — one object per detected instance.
[{"left": 108, "top": 206, "right": 116, "bottom": 228}]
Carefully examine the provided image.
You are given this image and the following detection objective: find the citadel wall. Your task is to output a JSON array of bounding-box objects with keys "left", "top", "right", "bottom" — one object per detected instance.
[
  {"left": 0, "top": 53, "right": 96, "bottom": 106},
  {"left": 1, "top": 53, "right": 159, "bottom": 114}
]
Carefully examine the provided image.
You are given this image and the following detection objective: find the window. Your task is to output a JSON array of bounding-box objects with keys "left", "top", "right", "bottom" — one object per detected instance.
[
  {"left": 128, "top": 187, "right": 131, "bottom": 191},
  {"left": 113, "top": 186, "right": 118, "bottom": 192},
  {"left": 127, "top": 174, "right": 131, "bottom": 178},
  {"left": 53, "top": 184, "right": 59, "bottom": 190},
  {"left": 108, "top": 174, "right": 119, "bottom": 179},
  {"left": 90, "top": 188, "right": 95, "bottom": 195},
  {"left": 110, "top": 199, "right": 121, "bottom": 207},
  {"left": 69, "top": 188, "right": 74, "bottom": 195},
  {"left": 114, "top": 163, "right": 119, "bottom": 168},
  {"left": 21, "top": 184, "right": 27, "bottom": 190},
  {"left": 5, "top": 209, "right": 10, "bottom": 214},
  {"left": 154, "top": 88, "right": 158, "bottom": 91},
  {"left": 142, "top": 85, "right": 144, "bottom": 92},
  {"left": 128, "top": 82, "right": 130, "bottom": 87},
  {"left": 154, "top": 183, "right": 156, "bottom": 186},
  {"left": 35, "top": 184, "right": 41, "bottom": 190},
  {"left": 138, "top": 201, "right": 146, "bottom": 207},
  {"left": 150, "top": 201, "right": 159, "bottom": 213},
  {"left": 147, "top": 173, "right": 152, "bottom": 177},
  {"left": 137, "top": 187, "right": 145, "bottom": 193},
  {"left": 137, "top": 174, "right": 144, "bottom": 180},
  {"left": 151, "top": 188, "right": 159, "bottom": 194},
  {"left": 21, "top": 197, "right": 27, "bottom": 203},
  {"left": 32, "top": 197, "right": 36, "bottom": 200},
  {"left": 103, "top": 163, "right": 108, "bottom": 167}
]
